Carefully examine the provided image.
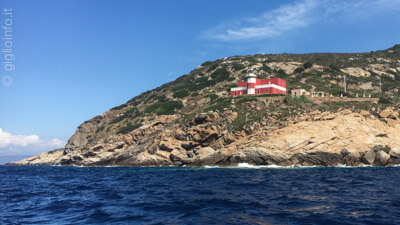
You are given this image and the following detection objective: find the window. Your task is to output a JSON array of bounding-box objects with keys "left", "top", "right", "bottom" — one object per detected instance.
[{"left": 234, "top": 91, "right": 237, "bottom": 96}]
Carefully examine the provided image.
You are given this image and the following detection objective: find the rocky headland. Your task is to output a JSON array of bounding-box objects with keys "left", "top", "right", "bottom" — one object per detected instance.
[{"left": 7, "top": 45, "right": 400, "bottom": 167}]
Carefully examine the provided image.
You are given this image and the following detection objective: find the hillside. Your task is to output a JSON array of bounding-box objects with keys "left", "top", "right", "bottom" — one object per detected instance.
[{"left": 8, "top": 45, "right": 400, "bottom": 167}]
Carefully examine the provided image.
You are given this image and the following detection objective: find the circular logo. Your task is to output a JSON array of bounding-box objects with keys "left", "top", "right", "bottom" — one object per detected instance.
[{"left": 2, "top": 76, "right": 13, "bottom": 86}]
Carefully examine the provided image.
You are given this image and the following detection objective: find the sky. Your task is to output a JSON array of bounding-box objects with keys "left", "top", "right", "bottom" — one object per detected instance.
[{"left": 0, "top": 0, "right": 400, "bottom": 157}]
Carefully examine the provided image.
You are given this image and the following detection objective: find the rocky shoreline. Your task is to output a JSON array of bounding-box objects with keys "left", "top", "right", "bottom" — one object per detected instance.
[
  {"left": 7, "top": 46, "right": 400, "bottom": 168},
  {"left": 7, "top": 107, "right": 400, "bottom": 168}
]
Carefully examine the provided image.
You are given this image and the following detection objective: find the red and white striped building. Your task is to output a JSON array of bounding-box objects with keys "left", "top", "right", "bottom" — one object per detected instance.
[{"left": 230, "top": 69, "right": 287, "bottom": 96}]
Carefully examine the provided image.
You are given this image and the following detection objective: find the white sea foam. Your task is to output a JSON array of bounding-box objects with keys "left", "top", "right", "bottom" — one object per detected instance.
[
  {"left": 235, "top": 163, "right": 282, "bottom": 169},
  {"left": 357, "top": 164, "right": 372, "bottom": 168},
  {"left": 335, "top": 164, "right": 352, "bottom": 168},
  {"left": 203, "top": 165, "right": 220, "bottom": 168},
  {"left": 201, "top": 163, "right": 320, "bottom": 169}
]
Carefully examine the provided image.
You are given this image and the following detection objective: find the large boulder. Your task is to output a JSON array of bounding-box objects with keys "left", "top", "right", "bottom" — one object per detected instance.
[
  {"left": 344, "top": 152, "right": 362, "bottom": 166},
  {"left": 371, "top": 145, "right": 391, "bottom": 154},
  {"left": 386, "top": 158, "right": 400, "bottom": 167},
  {"left": 361, "top": 146, "right": 392, "bottom": 166},
  {"left": 341, "top": 67, "right": 371, "bottom": 77},
  {"left": 242, "top": 147, "right": 288, "bottom": 165},
  {"left": 374, "top": 151, "right": 390, "bottom": 166},
  {"left": 196, "top": 147, "right": 216, "bottom": 158},
  {"left": 193, "top": 112, "right": 219, "bottom": 124},
  {"left": 169, "top": 149, "right": 189, "bottom": 166},
  {"left": 389, "top": 148, "right": 400, "bottom": 159},
  {"left": 387, "top": 118, "right": 399, "bottom": 128},
  {"left": 340, "top": 148, "right": 351, "bottom": 157},
  {"left": 359, "top": 82, "right": 373, "bottom": 90},
  {"left": 173, "top": 127, "right": 187, "bottom": 141},
  {"left": 290, "top": 152, "right": 343, "bottom": 167},
  {"left": 361, "top": 150, "right": 377, "bottom": 165},
  {"left": 379, "top": 108, "right": 399, "bottom": 119}
]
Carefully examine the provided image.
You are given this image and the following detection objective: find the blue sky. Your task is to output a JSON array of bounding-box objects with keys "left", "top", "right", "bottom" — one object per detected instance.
[{"left": 0, "top": 0, "right": 400, "bottom": 157}]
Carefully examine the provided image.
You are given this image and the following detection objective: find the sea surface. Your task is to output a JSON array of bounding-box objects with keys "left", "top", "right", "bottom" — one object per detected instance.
[{"left": 1, "top": 165, "right": 400, "bottom": 225}]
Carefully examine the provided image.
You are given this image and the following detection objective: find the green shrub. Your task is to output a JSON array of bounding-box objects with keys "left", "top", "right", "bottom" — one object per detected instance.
[
  {"left": 299, "top": 95, "right": 309, "bottom": 102},
  {"left": 201, "top": 61, "right": 213, "bottom": 67},
  {"left": 204, "top": 98, "right": 231, "bottom": 112},
  {"left": 261, "top": 64, "right": 272, "bottom": 73},
  {"left": 237, "top": 96, "right": 257, "bottom": 104},
  {"left": 125, "top": 107, "right": 136, "bottom": 115},
  {"left": 328, "top": 64, "right": 340, "bottom": 72},
  {"left": 232, "top": 111, "right": 246, "bottom": 131},
  {"left": 276, "top": 69, "right": 288, "bottom": 78},
  {"left": 284, "top": 95, "right": 310, "bottom": 105},
  {"left": 111, "top": 114, "right": 127, "bottom": 124},
  {"left": 145, "top": 101, "right": 183, "bottom": 115},
  {"left": 111, "top": 107, "right": 137, "bottom": 124},
  {"left": 294, "top": 67, "right": 305, "bottom": 74},
  {"left": 205, "top": 60, "right": 222, "bottom": 72},
  {"left": 96, "top": 125, "right": 105, "bottom": 133},
  {"left": 211, "top": 68, "right": 231, "bottom": 82},
  {"left": 110, "top": 103, "right": 127, "bottom": 111},
  {"left": 176, "top": 75, "right": 220, "bottom": 92},
  {"left": 303, "top": 62, "right": 313, "bottom": 69},
  {"left": 173, "top": 89, "right": 190, "bottom": 98},
  {"left": 191, "top": 92, "right": 199, "bottom": 97},
  {"left": 231, "top": 62, "right": 245, "bottom": 71},
  {"left": 245, "top": 57, "right": 258, "bottom": 65},
  {"left": 255, "top": 94, "right": 285, "bottom": 97},
  {"left": 207, "top": 94, "right": 219, "bottom": 101},
  {"left": 378, "top": 97, "right": 392, "bottom": 104},
  {"left": 155, "top": 95, "right": 167, "bottom": 102},
  {"left": 227, "top": 77, "right": 235, "bottom": 82},
  {"left": 116, "top": 122, "right": 143, "bottom": 135}
]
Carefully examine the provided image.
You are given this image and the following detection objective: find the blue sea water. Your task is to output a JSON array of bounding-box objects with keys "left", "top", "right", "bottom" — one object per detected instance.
[{"left": 1, "top": 165, "right": 400, "bottom": 225}]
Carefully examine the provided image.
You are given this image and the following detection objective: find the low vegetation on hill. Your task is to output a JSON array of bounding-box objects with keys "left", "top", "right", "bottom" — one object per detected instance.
[{"left": 101, "top": 44, "right": 400, "bottom": 136}]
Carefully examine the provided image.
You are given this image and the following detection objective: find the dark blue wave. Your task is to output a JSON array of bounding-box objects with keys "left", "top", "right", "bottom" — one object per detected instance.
[{"left": 1, "top": 166, "right": 400, "bottom": 224}]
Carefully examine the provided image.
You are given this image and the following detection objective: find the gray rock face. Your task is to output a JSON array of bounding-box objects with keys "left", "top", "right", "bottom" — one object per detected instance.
[
  {"left": 389, "top": 148, "right": 400, "bottom": 159},
  {"left": 359, "top": 82, "right": 373, "bottom": 90},
  {"left": 193, "top": 112, "right": 219, "bottom": 125},
  {"left": 371, "top": 145, "right": 391, "bottom": 154},
  {"left": 344, "top": 152, "right": 361, "bottom": 166},
  {"left": 242, "top": 148, "right": 287, "bottom": 165},
  {"left": 290, "top": 152, "right": 343, "bottom": 167},
  {"left": 387, "top": 158, "right": 400, "bottom": 167},
  {"left": 7, "top": 108, "right": 400, "bottom": 168},
  {"left": 340, "top": 148, "right": 350, "bottom": 157},
  {"left": 374, "top": 151, "right": 390, "bottom": 166},
  {"left": 361, "top": 145, "right": 392, "bottom": 166},
  {"left": 361, "top": 150, "right": 376, "bottom": 165},
  {"left": 64, "top": 115, "right": 105, "bottom": 153}
]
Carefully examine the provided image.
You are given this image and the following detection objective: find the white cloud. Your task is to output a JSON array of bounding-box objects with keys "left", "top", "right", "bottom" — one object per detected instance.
[
  {"left": 0, "top": 128, "right": 64, "bottom": 156},
  {"left": 0, "top": 128, "right": 40, "bottom": 148},
  {"left": 204, "top": 0, "right": 400, "bottom": 41},
  {"left": 48, "top": 138, "right": 64, "bottom": 147}
]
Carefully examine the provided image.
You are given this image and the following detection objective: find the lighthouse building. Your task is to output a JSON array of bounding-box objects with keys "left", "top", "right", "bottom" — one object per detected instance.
[{"left": 230, "top": 69, "right": 287, "bottom": 96}]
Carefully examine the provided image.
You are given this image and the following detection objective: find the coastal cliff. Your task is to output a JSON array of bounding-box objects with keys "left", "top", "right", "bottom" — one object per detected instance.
[{"left": 8, "top": 45, "right": 400, "bottom": 167}]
